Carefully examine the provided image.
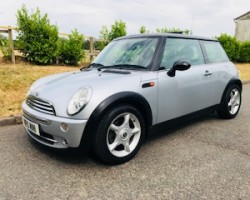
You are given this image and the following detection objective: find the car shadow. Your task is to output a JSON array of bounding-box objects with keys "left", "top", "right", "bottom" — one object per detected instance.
[
  {"left": 27, "top": 112, "right": 220, "bottom": 165},
  {"left": 144, "top": 112, "right": 219, "bottom": 144},
  {"left": 28, "top": 137, "right": 94, "bottom": 165}
]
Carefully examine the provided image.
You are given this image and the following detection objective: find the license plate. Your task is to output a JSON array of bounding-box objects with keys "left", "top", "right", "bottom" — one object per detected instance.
[{"left": 22, "top": 117, "right": 40, "bottom": 136}]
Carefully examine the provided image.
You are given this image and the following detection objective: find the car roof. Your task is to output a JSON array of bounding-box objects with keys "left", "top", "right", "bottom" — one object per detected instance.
[{"left": 114, "top": 33, "right": 218, "bottom": 42}]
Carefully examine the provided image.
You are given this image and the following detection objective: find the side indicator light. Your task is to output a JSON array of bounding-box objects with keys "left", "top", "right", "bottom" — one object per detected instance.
[{"left": 142, "top": 82, "right": 155, "bottom": 88}]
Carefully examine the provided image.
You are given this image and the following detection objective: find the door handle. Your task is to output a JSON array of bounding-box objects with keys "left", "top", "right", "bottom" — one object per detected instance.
[{"left": 204, "top": 70, "right": 213, "bottom": 76}]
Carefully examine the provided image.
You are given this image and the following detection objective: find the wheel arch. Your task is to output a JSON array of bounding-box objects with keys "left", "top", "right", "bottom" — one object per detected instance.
[
  {"left": 80, "top": 92, "right": 153, "bottom": 149},
  {"left": 220, "top": 79, "right": 242, "bottom": 103}
]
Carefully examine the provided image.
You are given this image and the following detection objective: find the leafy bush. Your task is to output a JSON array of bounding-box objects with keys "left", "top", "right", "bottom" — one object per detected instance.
[
  {"left": 58, "top": 30, "right": 85, "bottom": 65},
  {"left": 217, "top": 33, "right": 250, "bottom": 62},
  {"left": 83, "top": 40, "right": 90, "bottom": 50},
  {"left": 239, "top": 42, "right": 250, "bottom": 63},
  {"left": 16, "top": 5, "right": 59, "bottom": 65},
  {"left": 94, "top": 41, "right": 109, "bottom": 51},
  {"left": 0, "top": 34, "right": 7, "bottom": 47},
  {"left": 0, "top": 41, "right": 11, "bottom": 57},
  {"left": 0, "top": 34, "right": 11, "bottom": 57},
  {"left": 216, "top": 34, "right": 240, "bottom": 61}
]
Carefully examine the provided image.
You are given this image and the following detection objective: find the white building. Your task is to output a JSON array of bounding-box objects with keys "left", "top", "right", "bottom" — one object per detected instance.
[{"left": 234, "top": 11, "right": 250, "bottom": 42}]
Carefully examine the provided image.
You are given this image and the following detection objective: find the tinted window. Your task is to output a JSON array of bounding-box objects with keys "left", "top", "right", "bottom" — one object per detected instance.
[
  {"left": 160, "top": 38, "right": 204, "bottom": 69},
  {"left": 202, "top": 41, "right": 229, "bottom": 63}
]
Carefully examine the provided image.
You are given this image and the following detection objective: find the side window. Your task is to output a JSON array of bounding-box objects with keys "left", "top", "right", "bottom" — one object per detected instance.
[
  {"left": 160, "top": 38, "right": 205, "bottom": 69},
  {"left": 202, "top": 41, "right": 229, "bottom": 63}
]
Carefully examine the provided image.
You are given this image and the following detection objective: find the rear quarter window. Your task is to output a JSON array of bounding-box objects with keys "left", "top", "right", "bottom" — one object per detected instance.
[{"left": 202, "top": 41, "right": 229, "bottom": 63}]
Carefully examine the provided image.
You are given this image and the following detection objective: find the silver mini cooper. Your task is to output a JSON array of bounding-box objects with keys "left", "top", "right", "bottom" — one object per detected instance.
[{"left": 22, "top": 33, "right": 242, "bottom": 164}]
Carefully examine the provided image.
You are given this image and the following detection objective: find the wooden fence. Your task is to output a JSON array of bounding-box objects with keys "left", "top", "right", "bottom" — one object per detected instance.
[{"left": 0, "top": 25, "right": 104, "bottom": 64}]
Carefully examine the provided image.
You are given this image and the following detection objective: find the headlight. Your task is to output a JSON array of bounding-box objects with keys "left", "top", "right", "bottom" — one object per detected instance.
[{"left": 67, "top": 87, "right": 92, "bottom": 115}]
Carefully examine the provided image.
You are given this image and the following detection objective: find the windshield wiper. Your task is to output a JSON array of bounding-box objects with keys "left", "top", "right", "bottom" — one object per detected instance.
[
  {"left": 80, "top": 63, "right": 104, "bottom": 71},
  {"left": 98, "top": 64, "right": 146, "bottom": 71},
  {"left": 111, "top": 64, "right": 146, "bottom": 70},
  {"left": 97, "top": 66, "right": 112, "bottom": 71}
]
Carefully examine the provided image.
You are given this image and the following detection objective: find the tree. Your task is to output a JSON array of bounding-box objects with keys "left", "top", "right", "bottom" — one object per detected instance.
[
  {"left": 99, "top": 20, "right": 127, "bottom": 42},
  {"left": 99, "top": 26, "right": 109, "bottom": 41},
  {"left": 16, "top": 5, "right": 59, "bottom": 64},
  {"left": 98, "top": 20, "right": 127, "bottom": 50},
  {"left": 108, "top": 20, "right": 127, "bottom": 41},
  {"left": 58, "top": 29, "right": 85, "bottom": 65},
  {"left": 98, "top": 26, "right": 110, "bottom": 50},
  {"left": 139, "top": 26, "right": 149, "bottom": 34}
]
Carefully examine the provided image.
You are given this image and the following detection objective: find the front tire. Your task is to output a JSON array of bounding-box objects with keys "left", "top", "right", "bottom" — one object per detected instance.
[
  {"left": 93, "top": 104, "right": 145, "bottom": 165},
  {"left": 217, "top": 84, "right": 241, "bottom": 119}
]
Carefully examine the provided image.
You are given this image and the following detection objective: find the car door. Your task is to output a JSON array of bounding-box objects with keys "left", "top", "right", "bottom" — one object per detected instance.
[
  {"left": 201, "top": 40, "right": 233, "bottom": 105},
  {"left": 156, "top": 37, "right": 216, "bottom": 123}
]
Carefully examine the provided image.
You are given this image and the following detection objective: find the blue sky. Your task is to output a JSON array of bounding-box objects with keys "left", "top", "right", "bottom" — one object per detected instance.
[{"left": 0, "top": 0, "right": 249, "bottom": 38}]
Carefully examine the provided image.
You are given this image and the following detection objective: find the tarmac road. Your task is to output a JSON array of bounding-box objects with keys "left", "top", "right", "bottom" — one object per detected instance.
[{"left": 0, "top": 84, "right": 250, "bottom": 200}]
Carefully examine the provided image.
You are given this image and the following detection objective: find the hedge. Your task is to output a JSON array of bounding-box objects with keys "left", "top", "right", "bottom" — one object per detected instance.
[{"left": 217, "top": 34, "right": 250, "bottom": 63}]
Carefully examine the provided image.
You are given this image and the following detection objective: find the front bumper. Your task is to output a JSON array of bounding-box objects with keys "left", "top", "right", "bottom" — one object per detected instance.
[{"left": 22, "top": 102, "right": 87, "bottom": 148}]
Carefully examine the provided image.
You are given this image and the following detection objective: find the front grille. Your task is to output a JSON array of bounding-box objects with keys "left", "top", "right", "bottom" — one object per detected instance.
[{"left": 26, "top": 96, "right": 56, "bottom": 116}]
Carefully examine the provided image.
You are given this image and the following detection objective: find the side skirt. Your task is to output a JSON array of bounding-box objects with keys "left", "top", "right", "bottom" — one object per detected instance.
[{"left": 149, "top": 105, "right": 219, "bottom": 135}]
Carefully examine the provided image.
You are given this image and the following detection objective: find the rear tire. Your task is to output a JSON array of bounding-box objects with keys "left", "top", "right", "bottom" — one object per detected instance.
[
  {"left": 217, "top": 84, "right": 241, "bottom": 119},
  {"left": 92, "top": 104, "right": 145, "bottom": 165}
]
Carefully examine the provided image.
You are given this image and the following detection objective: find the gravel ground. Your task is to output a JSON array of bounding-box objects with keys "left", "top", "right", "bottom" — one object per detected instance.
[{"left": 0, "top": 84, "right": 249, "bottom": 200}]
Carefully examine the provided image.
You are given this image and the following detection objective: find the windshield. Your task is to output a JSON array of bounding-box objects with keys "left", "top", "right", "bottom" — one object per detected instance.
[{"left": 93, "top": 37, "right": 158, "bottom": 69}]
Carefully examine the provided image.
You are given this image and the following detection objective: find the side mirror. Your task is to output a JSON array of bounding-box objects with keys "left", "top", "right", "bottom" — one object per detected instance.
[{"left": 167, "top": 60, "right": 191, "bottom": 77}]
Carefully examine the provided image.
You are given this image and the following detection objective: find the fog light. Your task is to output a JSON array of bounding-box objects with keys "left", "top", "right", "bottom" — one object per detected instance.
[
  {"left": 60, "top": 122, "right": 69, "bottom": 132},
  {"left": 62, "top": 140, "right": 68, "bottom": 147}
]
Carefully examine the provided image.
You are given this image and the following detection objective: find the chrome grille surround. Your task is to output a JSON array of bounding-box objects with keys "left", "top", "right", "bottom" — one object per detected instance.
[{"left": 26, "top": 95, "right": 56, "bottom": 116}]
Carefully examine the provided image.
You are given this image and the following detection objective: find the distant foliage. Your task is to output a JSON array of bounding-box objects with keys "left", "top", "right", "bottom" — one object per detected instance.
[
  {"left": 16, "top": 5, "right": 59, "bottom": 65},
  {"left": 99, "top": 26, "right": 110, "bottom": 41},
  {"left": 239, "top": 42, "right": 250, "bottom": 62},
  {"left": 99, "top": 20, "right": 127, "bottom": 42},
  {"left": 58, "top": 30, "right": 85, "bottom": 65},
  {"left": 0, "top": 34, "right": 11, "bottom": 57},
  {"left": 0, "top": 34, "right": 7, "bottom": 46},
  {"left": 139, "top": 26, "right": 149, "bottom": 34},
  {"left": 97, "top": 26, "right": 109, "bottom": 50},
  {"left": 98, "top": 20, "right": 127, "bottom": 50},
  {"left": 156, "top": 27, "right": 190, "bottom": 35},
  {"left": 216, "top": 34, "right": 240, "bottom": 61},
  {"left": 217, "top": 33, "right": 250, "bottom": 63},
  {"left": 108, "top": 20, "right": 127, "bottom": 41}
]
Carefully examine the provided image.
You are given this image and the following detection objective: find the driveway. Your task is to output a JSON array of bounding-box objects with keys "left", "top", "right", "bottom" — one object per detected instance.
[{"left": 0, "top": 84, "right": 250, "bottom": 200}]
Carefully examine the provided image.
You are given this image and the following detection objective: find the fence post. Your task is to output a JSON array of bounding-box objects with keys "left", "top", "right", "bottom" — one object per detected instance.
[
  {"left": 8, "top": 28, "right": 15, "bottom": 64},
  {"left": 89, "top": 37, "right": 94, "bottom": 62}
]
